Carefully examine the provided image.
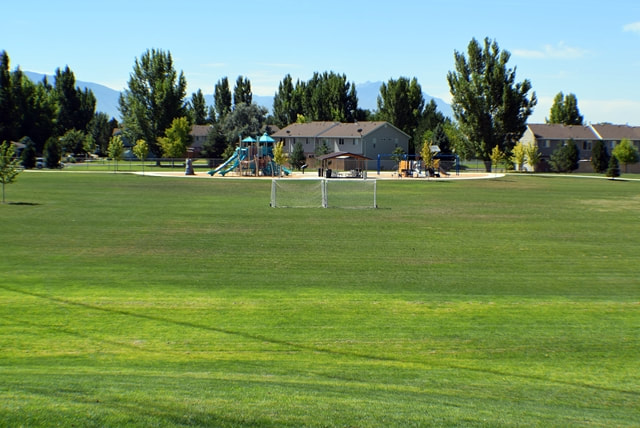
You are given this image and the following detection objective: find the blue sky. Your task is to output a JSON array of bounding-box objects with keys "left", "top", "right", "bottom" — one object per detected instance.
[{"left": 3, "top": 0, "right": 640, "bottom": 124}]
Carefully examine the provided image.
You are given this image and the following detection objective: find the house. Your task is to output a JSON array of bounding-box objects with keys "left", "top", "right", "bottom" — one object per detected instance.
[
  {"left": 519, "top": 123, "right": 640, "bottom": 173},
  {"left": 189, "top": 124, "right": 212, "bottom": 157},
  {"left": 272, "top": 121, "right": 410, "bottom": 170}
]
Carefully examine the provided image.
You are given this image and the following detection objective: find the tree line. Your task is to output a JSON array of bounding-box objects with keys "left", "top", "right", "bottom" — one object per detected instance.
[{"left": 4, "top": 38, "right": 630, "bottom": 174}]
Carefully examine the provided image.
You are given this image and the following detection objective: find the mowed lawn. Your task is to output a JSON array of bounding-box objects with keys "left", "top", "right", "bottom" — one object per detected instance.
[{"left": 1, "top": 172, "right": 638, "bottom": 427}]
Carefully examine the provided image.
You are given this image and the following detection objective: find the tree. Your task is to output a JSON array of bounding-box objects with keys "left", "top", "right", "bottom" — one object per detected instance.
[
  {"left": 88, "top": 112, "right": 117, "bottom": 156},
  {"left": 272, "top": 140, "right": 287, "bottom": 176},
  {"left": 272, "top": 74, "right": 299, "bottom": 127},
  {"left": 490, "top": 145, "right": 506, "bottom": 172},
  {"left": 549, "top": 140, "right": 579, "bottom": 173},
  {"left": 44, "top": 137, "right": 61, "bottom": 169},
  {"left": 189, "top": 89, "right": 208, "bottom": 125},
  {"left": 200, "top": 123, "right": 227, "bottom": 159},
  {"left": 447, "top": 37, "right": 537, "bottom": 171},
  {"left": 391, "top": 146, "right": 406, "bottom": 171},
  {"left": 214, "top": 77, "right": 232, "bottom": 121},
  {"left": 219, "top": 103, "right": 267, "bottom": 145},
  {"left": 290, "top": 141, "right": 306, "bottom": 170},
  {"left": 158, "top": 116, "right": 192, "bottom": 162},
  {"left": 612, "top": 138, "right": 639, "bottom": 173},
  {"left": 133, "top": 139, "right": 149, "bottom": 175},
  {"left": 591, "top": 140, "right": 610, "bottom": 173},
  {"left": 420, "top": 139, "right": 434, "bottom": 173},
  {"left": 20, "top": 137, "right": 37, "bottom": 169},
  {"left": 377, "top": 77, "right": 424, "bottom": 152},
  {"left": 606, "top": 152, "right": 621, "bottom": 179},
  {"left": 511, "top": 141, "right": 526, "bottom": 171},
  {"left": 59, "top": 129, "right": 86, "bottom": 156},
  {"left": 547, "top": 92, "right": 583, "bottom": 125},
  {"left": 524, "top": 141, "right": 541, "bottom": 172},
  {"left": 118, "top": 49, "right": 187, "bottom": 156},
  {"left": 233, "top": 76, "right": 252, "bottom": 108},
  {"left": 108, "top": 134, "right": 124, "bottom": 172},
  {"left": 0, "top": 141, "right": 22, "bottom": 203},
  {"left": 53, "top": 66, "right": 96, "bottom": 135}
]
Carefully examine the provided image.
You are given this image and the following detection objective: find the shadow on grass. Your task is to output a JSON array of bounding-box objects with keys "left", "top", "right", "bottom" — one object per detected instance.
[
  {"left": 6, "top": 202, "right": 41, "bottom": 206},
  {"left": 2, "top": 283, "right": 637, "bottom": 397}
]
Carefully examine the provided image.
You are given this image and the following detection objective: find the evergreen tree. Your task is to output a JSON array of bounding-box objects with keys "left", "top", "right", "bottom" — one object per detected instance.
[
  {"left": 290, "top": 141, "right": 306, "bottom": 170},
  {"left": 606, "top": 152, "right": 620, "bottom": 179},
  {"left": 550, "top": 140, "right": 579, "bottom": 172},
  {"left": 20, "top": 137, "right": 37, "bottom": 169},
  {"left": 44, "top": 137, "right": 61, "bottom": 168},
  {"left": 591, "top": 140, "right": 610, "bottom": 173},
  {"left": 0, "top": 51, "right": 13, "bottom": 144},
  {"left": 118, "top": 49, "right": 187, "bottom": 156},
  {"left": 200, "top": 123, "right": 227, "bottom": 158},
  {"left": 447, "top": 37, "right": 537, "bottom": 171}
]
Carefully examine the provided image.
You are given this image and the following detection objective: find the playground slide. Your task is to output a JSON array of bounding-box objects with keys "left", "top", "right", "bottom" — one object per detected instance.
[{"left": 207, "top": 148, "right": 247, "bottom": 176}]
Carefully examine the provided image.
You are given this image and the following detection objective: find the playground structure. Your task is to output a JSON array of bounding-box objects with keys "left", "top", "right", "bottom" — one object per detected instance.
[
  {"left": 208, "top": 133, "right": 292, "bottom": 177},
  {"left": 377, "top": 152, "right": 460, "bottom": 177}
]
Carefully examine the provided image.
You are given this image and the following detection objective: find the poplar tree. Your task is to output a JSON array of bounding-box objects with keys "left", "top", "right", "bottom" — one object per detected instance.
[
  {"left": 447, "top": 37, "right": 537, "bottom": 171},
  {"left": 547, "top": 92, "right": 583, "bottom": 125},
  {"left": 233, "top": 76, "right": 252, "bottom": 107},
  {"left": 214, "top": 77, "right": 232, "bottom": 120},
  {"left": 377, "top": 77, "right": 424, "bottom": 152},
  {"left": 119, "top": 49, "right": 187, "bottom": 156}
]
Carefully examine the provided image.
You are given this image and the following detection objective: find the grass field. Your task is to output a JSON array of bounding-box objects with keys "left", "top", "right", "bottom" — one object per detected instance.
[{"left": 1, "top": 172, "right": 639, "bottom": 426}]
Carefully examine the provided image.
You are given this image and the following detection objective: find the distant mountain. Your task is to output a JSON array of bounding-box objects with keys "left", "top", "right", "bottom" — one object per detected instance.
[
  {"left": 23, "top": 73, "right": 452, "bottom": 122},
  {"left": 24, "top": 71, "right": 122, "bottom": 121}
]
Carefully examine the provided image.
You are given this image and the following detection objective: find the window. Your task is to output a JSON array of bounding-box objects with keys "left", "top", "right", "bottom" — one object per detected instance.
[
  {"left": 338, "top": 138, "right": 344, "bottom": 145},
  {"left": 583, "top": 141, "right": 592, "bottom": 150}
]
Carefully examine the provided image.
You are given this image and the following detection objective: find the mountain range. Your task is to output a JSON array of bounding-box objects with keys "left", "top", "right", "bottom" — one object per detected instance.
[{"left": 24, "top": 71, "right": 453, "bottom": 122}]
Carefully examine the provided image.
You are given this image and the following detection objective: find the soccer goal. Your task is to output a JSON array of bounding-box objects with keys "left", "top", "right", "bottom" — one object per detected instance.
[{"left": 270, "top": 179, "right": 377, "bottom": 209}]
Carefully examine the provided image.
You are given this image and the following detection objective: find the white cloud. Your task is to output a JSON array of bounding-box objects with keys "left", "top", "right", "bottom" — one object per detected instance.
[
  {"left": 623, "top": 22, "right": 640, "bottom": 33},
  {"left": 513, "top": 42, "right": 588, "bottom": 60}
]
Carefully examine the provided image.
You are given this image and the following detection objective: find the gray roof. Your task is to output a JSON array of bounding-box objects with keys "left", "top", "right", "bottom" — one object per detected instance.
[
  {"left": 590, "top": 123, "right": 640, "bottom": 140},
  {"left": 273, "top": 121, "right": 410, "bottom": 139},
  {"left": 527, "top": 123, "right": 598, "bottom": 140}
]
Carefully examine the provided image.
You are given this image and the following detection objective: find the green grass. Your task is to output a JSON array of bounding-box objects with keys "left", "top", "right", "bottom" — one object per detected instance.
[{"left": 1, "top": 172, "right": 639, "bottom": 426}]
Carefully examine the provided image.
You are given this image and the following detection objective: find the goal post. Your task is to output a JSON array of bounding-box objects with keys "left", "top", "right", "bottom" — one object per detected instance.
[{"left": 270, "top": 179, "right": 377, "bottom": 209}]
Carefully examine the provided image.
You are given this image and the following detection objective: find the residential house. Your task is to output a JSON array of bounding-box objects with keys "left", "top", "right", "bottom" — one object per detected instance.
[
  {"left": 189, "top": 124, "right": 212, "bottom": 157},
  {"left": 272, "top": 121, "right": 410, "bottom": 170},
  {"left": 519, "top": 123, "right": 640, "bottom": 173}
]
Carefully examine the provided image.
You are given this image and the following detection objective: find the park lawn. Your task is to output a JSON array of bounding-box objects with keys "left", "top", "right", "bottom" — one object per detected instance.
[{"left": 0, "top": 172, "right": 638, "bottom": 426}]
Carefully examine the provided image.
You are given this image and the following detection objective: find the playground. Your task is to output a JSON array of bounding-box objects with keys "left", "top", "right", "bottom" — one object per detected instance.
[{"left": 206, "top": 133, "right": 292, "bottom": 177}]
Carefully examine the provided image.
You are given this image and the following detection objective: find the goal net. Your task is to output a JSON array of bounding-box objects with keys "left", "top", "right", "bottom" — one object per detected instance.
[{"left": 271, "top": 179, "right": 377, "bottom": 209}]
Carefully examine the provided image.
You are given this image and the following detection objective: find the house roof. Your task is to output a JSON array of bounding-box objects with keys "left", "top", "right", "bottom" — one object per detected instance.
[
  {"left": 527, "top": 123, "right": 598, "bottom": 140},
  {"left": 316, "top": 151, "right": 371, "bottom": 161},
  {"left": 273, "top": 121, "right": 410, "bottom": 139},
  {"left": 590, "top": 123, "right": 640, "bottom": 140},
  {"left": 272, "top": 122, "right": 339, "bottom": 138},
  {"left": 190, "top": 125, "right": 212, "bottom": 137}
]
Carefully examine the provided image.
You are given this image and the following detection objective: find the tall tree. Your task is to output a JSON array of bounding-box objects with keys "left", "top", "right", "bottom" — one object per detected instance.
[
  {"left": 53, "top": 66, "right": 96, "bottom": 135},
  {"left": 233, "top": 76, "right": 252, "bottom": 108},
  {"left": 272, "top": 74, "right": 298, "bottom": 127},
  {"left": 118, "top": 49, "right": 187, "bottom": 156},
  {"left": 447, "top": 37, "right": 537, "bottom": 171},
  {"left": 376, "top": 77, "right": 424, "bottom": 153},
  {"left": 0, "top": 51, "right": 14, "bottom": 144},
  {"left": 88, "top": 112, "right": 117, "bottom": 156},
  {"left": 214, "top": 77, "right": 232, "bottom": 121},
  {"left": 547, "top": 92, "right": 583, "bottom": 125},
  {"left": 189, "top": 89, "right": 208, "bottom": 125}
]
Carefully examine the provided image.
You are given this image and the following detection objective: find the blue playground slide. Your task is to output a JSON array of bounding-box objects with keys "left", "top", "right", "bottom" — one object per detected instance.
[{"left": 207, "top": 147, "right": 248, "bottom": 176}]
